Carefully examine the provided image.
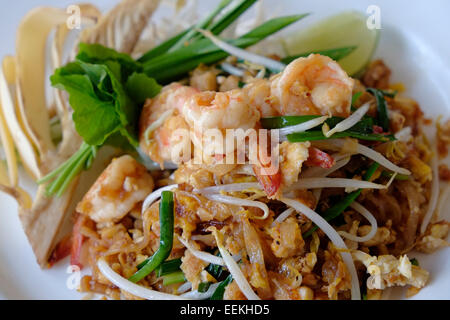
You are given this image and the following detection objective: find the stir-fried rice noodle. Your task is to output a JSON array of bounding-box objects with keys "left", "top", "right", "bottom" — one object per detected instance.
[
  {"left": 196, "top": 182, "right": 261, "bottom": 195},
  {"left": 213, "top": 230, "right": 261, "bottom": 300},
  {"left": 280, "top": 198, "right": 361, "bottom": 300},
  {"left": 203, "top": 193, "right": 270, "bottom": 220},
  {"left": 317, "top": 139, "right": 411, "bottom": 175},
  {"left": 420, "top": 145, "right": 439, "bottom": 233}
]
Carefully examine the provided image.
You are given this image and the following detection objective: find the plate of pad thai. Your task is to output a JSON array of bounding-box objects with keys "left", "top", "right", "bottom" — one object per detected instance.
[{"left": 0, "top": 0, "right": 449, "bottom": 300}]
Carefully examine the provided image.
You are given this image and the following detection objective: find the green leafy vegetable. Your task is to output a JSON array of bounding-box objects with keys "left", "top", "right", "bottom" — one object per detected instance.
[
  {"left": 40, "top": 43, "right": 161, "bottom": 196},
  {"left": 129, "top": 191, "right": 174, "bottom": 283}
]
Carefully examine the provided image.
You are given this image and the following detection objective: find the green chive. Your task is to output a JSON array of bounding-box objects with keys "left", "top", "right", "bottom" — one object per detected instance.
[
  {"left": 281, "top": 46, "right": 356, "bottom": 65},
  {"left": 162, "top": 271, "right": 186, "bottom": 286},
  {"left": 129, "top": 191, "right": 174, "bottom": 283}
]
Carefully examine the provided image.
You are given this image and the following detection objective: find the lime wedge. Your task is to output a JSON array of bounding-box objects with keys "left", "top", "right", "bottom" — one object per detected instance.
[{"left": 282, "top": 11, "right": 380, "bottom": 76}]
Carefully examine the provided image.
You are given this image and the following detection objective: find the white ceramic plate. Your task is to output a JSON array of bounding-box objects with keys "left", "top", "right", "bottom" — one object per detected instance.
[{"left": 0, "top": 0, "right": 449, "bottom": 300}]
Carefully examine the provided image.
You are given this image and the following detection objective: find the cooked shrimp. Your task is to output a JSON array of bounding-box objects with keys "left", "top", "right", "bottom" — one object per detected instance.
[
  {"left": 183, "top": 89, "right": 260, "bottom": 162},
  {"left": 270, "top": 54, "right": 354, "bottom": 117},
  {"left": 183, "top": 89, "right": 260, "bottom": 131},
  {"left": 139, "top": 83, "right": 198, "bottom": 165},
  {"left": 76, "top": 155, "right": 154, "bottom": 224},
  {"left": 244, "top": 78, "right": 279, "bottom": 117}
]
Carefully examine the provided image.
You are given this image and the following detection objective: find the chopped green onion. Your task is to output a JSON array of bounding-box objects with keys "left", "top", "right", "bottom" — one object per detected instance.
[
  {"left": 379, "top": 89, "right": 398, "bottom": 98},
  {"left": 210, "top": 274, "right": 233, "bottom": 300},
  {"left": 198, "top": 282, "right": 212, "bottom": 293},
  {"left": 143, "top": 15, "right": 309, "bottom": 83},
  {"left": 410, "top": 258, "right": 419, "bottom": 266},
  {"left": 38, "top": 142, "right": 97, "bottom": 197},
  {"left": 129, "top": 191, "right": 174, "bottom": 283},
  {"left": 162, "top": 271, "right": 186, "bottom": 286},
  {"left": 170, "top": 0, "right": 233, "bottom": 50},
  {"left": 138, "top": 28, "right": 192, "bottom": 63},
  {"left": 281, "top": 46, "right": 357, "bottom": 65},
  {"left": 153, "top": 258, "right": 182, "bottom": 276},
  {"left": 381, "top": 170, "right": 409, "bottom": 180},
  {"left": 367, "top": 88, "right": 389, "bottom": 132},
  {"left": 208, "top": 0, "right": 258, "bottom": 35},
  {"left": 303, "top": 162, "right": 380, "bottom": 238},
  {"left": 352, "top": 91, "right": 363, "bottom": 106}
]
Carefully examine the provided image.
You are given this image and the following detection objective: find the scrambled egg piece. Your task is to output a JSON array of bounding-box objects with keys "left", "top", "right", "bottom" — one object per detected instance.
[{"left": 352, "top": 250, "right": 429, "bottom": 290}]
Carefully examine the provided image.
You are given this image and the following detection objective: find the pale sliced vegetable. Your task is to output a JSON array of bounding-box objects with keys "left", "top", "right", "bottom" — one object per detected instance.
[
  {"left": 177, "top": 235, "right": 225, "bottom": 266},
  {"left": 0, "top": 56, "right": 41, "bottom": 180},
  {"left": 196, "top": 182, "right": 261, "bottom": 194},
  {"left": 97, "top": 258, "right": 188, "bottom": 300},
  {"left": 0, "top": 184, "right": 33, "bottom": 210},
  {"left": 80, "top": 0, "right": 159, "bottom": 54},
  {"left": 204, "top": 193, "right": 269, "bottom": 219},
  {"left": 198, "top": 29, "right": 286, "bottom": 72},
  {"left": 436, "top": 184, "right": 450, "bottom": 219},
  {"left": 213, "top": 229, "right": 260, "bottom": 300},
  {"left": 420, "top": 149, "right": 439, "bottom": 234},
  {"left": 0, "top": 97, "right": 18, "bottom": 186},
  {"left": 16, "top": 7, "right": 74, "bottom": 156},
  {"left": 338, "top": 202, "right": 378, "bottom": 242},
  {"left": 282, "top": 11, "right": 380, "bottom": 76},
  {"left": 280, "top": 197, "right": 360, "bottom": 300},
  {"left": 289, "top": 177, "right": 388, "bottom": 191},
  {"left": 324, "top": 102, "right": 370, "bottom": 137}
]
